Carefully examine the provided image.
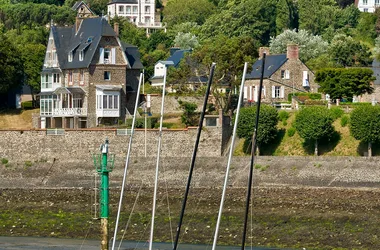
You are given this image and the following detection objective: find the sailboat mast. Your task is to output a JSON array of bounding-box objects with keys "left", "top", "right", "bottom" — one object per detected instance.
[
  {"left": 111, "top": 72, "right": 143, "bottom": 250},
  {"left": 149, "top": 65, "right": 169, "bottom": 250},
  {"left": 212, "top": 62, "right": 248, "bottom": 250},
  {"left": 173, "top": 62, "right": 216, "bottom": 250},
  {"left": 241, "top": 53, "right": 266, "bottom": 249}
]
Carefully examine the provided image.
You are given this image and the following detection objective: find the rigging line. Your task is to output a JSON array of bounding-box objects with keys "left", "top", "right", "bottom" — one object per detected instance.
[
  {"left": 111, "top": 72, "right": 144, "bottom": 250},
  {"left": 149, "top": 65, "right": 169, "bottom": 250},
  {"left": 211, "top": 62, "right": 248, "bottom": 250},
  {"left": 250, "top": 178, "right": 253, "bottom": 250},
  {"left": 161, "top": 156, "right": 175, "bottom": 247},
  {"left": 117, "top": 180, "right": 144, "bottom": 250},
  {"left": 173, "top": 62, "right": 217, "bottom": 250},
  {"left": 241, "top": 53, "right": 266, "bottom": 250}
]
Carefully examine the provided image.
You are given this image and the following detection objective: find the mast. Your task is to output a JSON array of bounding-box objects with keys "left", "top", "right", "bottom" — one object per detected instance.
[
  {"left": 241, "top": 53, "right": 266, "bottom": 249},
  {"left": 173, "top": 63, "right": 216, "bottom": 250},
  {"left": 212, "top": 62, "right": 248, "bottom": 250},
  {"left": 149, "top": 64, "right": 169, "bottom": 250},
  {"left": 111, "top": 72, "right": 143, "bottom": 250}
]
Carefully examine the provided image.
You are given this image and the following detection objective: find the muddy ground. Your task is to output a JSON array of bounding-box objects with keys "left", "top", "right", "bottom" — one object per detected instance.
[{"left": 1, "top": 186, "right": 380, "bottom": 250}]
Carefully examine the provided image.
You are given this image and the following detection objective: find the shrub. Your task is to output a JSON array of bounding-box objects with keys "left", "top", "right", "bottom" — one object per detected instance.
[
  {"left": 278, "top": 110, "right": 289, "bottom": 122},
  {"left": 288, "top": 92, "right": 322, "bottom": 102},
  {"left": 340, "top": 115, "right": 350, "bottom": 127},
  {"left": 24, "top": 161, "right": 32, "bottom": 168},
  {"left": 287, "top": 127, "right": 296, "bottom": 137},
  {"left": 21, "top": 101, "right": 34, "bottom": 109},
  {"left": 1, "top": 158, "right": 8, "bottom": 165},
  {"left": 329, "top": 107, "right": 344, "bottom": 120},
  {"left": 125, "top": 117, "right": 158, "bottom": 129}
]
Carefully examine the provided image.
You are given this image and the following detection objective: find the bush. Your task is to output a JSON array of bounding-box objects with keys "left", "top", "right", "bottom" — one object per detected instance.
[
  {"left": 278, "top": 110, "right": 289, "bottom": 122},
  {"left": 125, "top": 117, "right": 158, "bottom": 128},
  {"left": 288, "top": 92, "right": 322, "bottom": 102},
  {"left": 21, "top": 101, "right": 34, "bottom": 109},
  {"left": 304, "top": 99, "right": 326, "bottom": 105},
  {"left": 287, "top": 127, "right": 296, "bottom": 137},
  {"left": 1, "top": 158, "right": 8, "bottom": 165},
  {"left": 329, "top": 107, "right": 344, "bottom": 120},
  {"left": 340, "top": 115, "right": 349, "bottom": 127}
]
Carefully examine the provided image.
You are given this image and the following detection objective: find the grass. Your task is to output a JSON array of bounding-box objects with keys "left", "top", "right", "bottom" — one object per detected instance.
[
  {"left": 0, "top": 109, "right": 39, "bottom": 129},
  {"left": 234, "top": 112, "right": 364, "bottom": 156}
]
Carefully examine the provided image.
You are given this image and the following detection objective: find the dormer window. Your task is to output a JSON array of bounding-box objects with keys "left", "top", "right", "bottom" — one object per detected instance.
[
  {"left": 104, "top": 48, "right": 110, "bottom": 63},
  {"left": 68, "top": 52, "right": 73, "bottom": 62},
  {"left": 79, "top": 51, "right": 84, "bottom": 61}
]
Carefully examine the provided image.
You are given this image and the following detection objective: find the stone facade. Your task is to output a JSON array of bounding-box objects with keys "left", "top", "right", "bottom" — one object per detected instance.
[{"left": 245, "top": 45, "right": 318, "bottom": 104}]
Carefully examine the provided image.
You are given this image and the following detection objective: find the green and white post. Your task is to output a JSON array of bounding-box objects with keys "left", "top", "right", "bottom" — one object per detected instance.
[{"left": 94, "top": 138, "right": 115, "bottom": 250}]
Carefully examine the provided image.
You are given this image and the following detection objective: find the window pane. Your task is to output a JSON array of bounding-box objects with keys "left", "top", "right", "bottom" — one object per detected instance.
[
  {"left": 109, "top": 95, "right": 113, "bottom": 109},
  {"left": 114, "top": 95, "right": 118, "bottom": 109},
  {"left": 103, "top": 95, "right": 107, "bottom": 109}
]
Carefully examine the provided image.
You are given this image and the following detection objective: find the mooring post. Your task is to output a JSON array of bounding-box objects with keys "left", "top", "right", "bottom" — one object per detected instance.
[{"left": 95, "top": 138, "right": 114, "bottom": 250}]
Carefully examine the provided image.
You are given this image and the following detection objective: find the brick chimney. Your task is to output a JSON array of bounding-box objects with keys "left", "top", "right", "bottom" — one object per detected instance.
[
  {"left": 287, "top": 44, "right": 299, "bottom": 60},
  {"left": 114, "top": 22, "right": 119, "bottom": 36},
  {"left": 259, "top": 47, "right": 270, "bottom": 59}
]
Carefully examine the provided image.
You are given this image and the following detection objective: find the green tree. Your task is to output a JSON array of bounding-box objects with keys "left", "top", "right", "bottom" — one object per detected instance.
[
  {"left": 0, "top": 31, "right": 23, "bottom": 94},
  {"left": 298, "top": 0, "right": 339, "bottom": 35},
  {"left": 163, "top": 0, "right": 216, "bottom": 26},
  {"left": 174, "top": 32, "right": 199, "bottom": 49},
  {"left": 199, "top": 0, "right": 277, "bottom": 45},
  {"left": 328, "top": 34, "right": 372, "bottom": 67},
  {"left": 275, "top": 0, "right": 298, "bottom": 34},
  {"left": 192, "top": 35, "right": 257, "bottom": 112},
  {"left": 295, "top": 106, "right": 335, "bottom": 156},
  {"left": 316, "top": 68, "right": 375, "bottom": 101},
  {"left": 353, "top": 12, "right": 377, "bottom": 45},
  {"left": 269, "top": 29, "right": 328, "bottom": 62},
  {"left": 236, "top": 105, "right": 279, "bottom": 154},
  {"left": 167, "top": 55, "right": 193, "bottom": 93},
  {"left": 141, "top": 49, "right": 168, "bottom": 80},
  {"left": 350, "top": 105, "right": 380, "bottom": 157},
  {"left": 21, "top": 43, "right": 46, "bottom": 106},
  {"left": 178, "top": 100, "right": 198, "bottom": 126}
]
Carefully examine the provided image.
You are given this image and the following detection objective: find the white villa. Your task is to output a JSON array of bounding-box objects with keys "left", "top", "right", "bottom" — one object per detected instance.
[{"left": 355, "top": 0, "right": 380, "bottom": 12}]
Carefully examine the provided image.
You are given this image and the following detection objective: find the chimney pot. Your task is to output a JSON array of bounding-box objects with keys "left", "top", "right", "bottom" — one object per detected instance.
[
  {"left": 114, "top": 22, "right": 119, "bottom": 36},
  {"left": 287, "top": 44, "right": 299, "bottom": 60},
  {"left": 259, "top": 47, "right": 270, "bottom": 59}
]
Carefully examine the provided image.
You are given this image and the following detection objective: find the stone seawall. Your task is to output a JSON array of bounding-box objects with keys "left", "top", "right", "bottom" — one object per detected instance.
[
  {"left": 0, "top": 127, "right": 223, "bottom": 163},
  {"left": 1, "top": 156, "right": 380, "bottom": 189}
]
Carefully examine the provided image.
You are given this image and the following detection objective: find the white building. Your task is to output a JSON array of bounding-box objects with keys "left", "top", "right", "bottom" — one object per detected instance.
[
  {"left": 356, "top": 0, "right": 380, "bottom": 12},
  {"left": 107, "top": 0, "right": 164, "bottom": 31}
]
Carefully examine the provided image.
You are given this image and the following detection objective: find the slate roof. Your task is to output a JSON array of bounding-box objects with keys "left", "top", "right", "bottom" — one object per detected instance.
[
  {"left": 246, "top": 54, "right": 288, "bottom": 79},
  {"left": 164, "top": 49, "right": 192, "bottom": 67},
  {"left": 48, "top": 17, "right": 142, "bottom": 70}
]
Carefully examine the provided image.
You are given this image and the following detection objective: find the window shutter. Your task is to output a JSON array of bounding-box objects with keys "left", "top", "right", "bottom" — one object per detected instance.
[
  {"left": 272, "top": 86, "right": 275, "bottom": 98},
  {"left": 280, "top": 86, "right": 285, "bottom": 98},
  {"left": 99, "top": 48, "right": 104, "bottom": 64},
  {"left": 254, "top": 86, "right": 258, "bottom": 102},
  {"left": 285, "top": 70, "right": 290, "bottom": 79},
  {"left": 249, "top": 86, "right": 253, "bottom": 100},
  {"left": 111, "top": 48, "right": 116, "bottom": 64},
  {"left": 303, "top": 71, "right": 309, "bottom": 87},
  {"left": 244, "top": 87, "right": 248, "bottom": 99},
  {"left": 263, "top": 86, "right": 266, "bottom": 98}
]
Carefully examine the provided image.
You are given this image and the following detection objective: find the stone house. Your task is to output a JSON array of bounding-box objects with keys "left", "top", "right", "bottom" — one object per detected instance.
[
  {"left": 38, "top": 3, "right": 143, "bottom": 129},
  {"left": 244, "top": 45, "right": 318, "bottom": 104}
]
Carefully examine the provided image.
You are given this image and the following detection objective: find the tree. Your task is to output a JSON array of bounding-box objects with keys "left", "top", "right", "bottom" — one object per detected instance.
[
  {"left": 192, "top": 35, "right": 257, "bottom": 113},
  {"left": 163, "top": 0, "right": 216, "bottom": 26},
  {"left": 174, "top": 32, "right": 199, "bottom": 49},
  {"left": 178, "top": 100, "right": 198, "bottom": 126},
  {"left": 141, "top": 49, "right": 168, "bottom": 80},
  {"left": 298, "top": 0, "right": 339, "bottom": 35},
  {"left": 21, "top": 43, "right": 46, "bottom": 106},
  {"left": 328, "top": 34, "right": 372, "bottom": 67},
  {"left": 335, "top": 0, "right": 355, "bottom": 8},
  {"left": 295, "top": 106, "right": 335, "bottom": 156},
  {"left": 269, "top": 29, "right": 328, "bottom": 62},
  {"left": 275, "top": 0, "right": 298, "bottom": 34},
  {"left": 350, "top": 105, "right": 380, "bottom": 157},
  {"left": 199, "top": 0, "right": 277, "bottom": 45},
  {"left": 316, "top": 68, "right": 375, "bottom": 101},
  {"left": 236, "top": 105, "right": 279, "bottom": 154},
  {"left": 0, "top": 31, "right": 23, "bottom": 94}
]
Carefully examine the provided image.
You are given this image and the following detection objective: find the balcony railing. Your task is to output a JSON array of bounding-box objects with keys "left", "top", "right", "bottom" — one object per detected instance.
[
  {"left": 53, "top": 108, "right": 87, "bottom": 116},
  {"left": 137, "top": 22, "right": 163, "bottom": 28}
]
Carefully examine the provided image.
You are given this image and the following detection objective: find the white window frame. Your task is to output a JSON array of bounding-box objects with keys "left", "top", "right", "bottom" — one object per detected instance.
[
  {"left": 53, "top": 73, "right": 60, "bottom": 84},
  {"left": 79, "top": 50, "right": 84, "bottom": 61}
]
